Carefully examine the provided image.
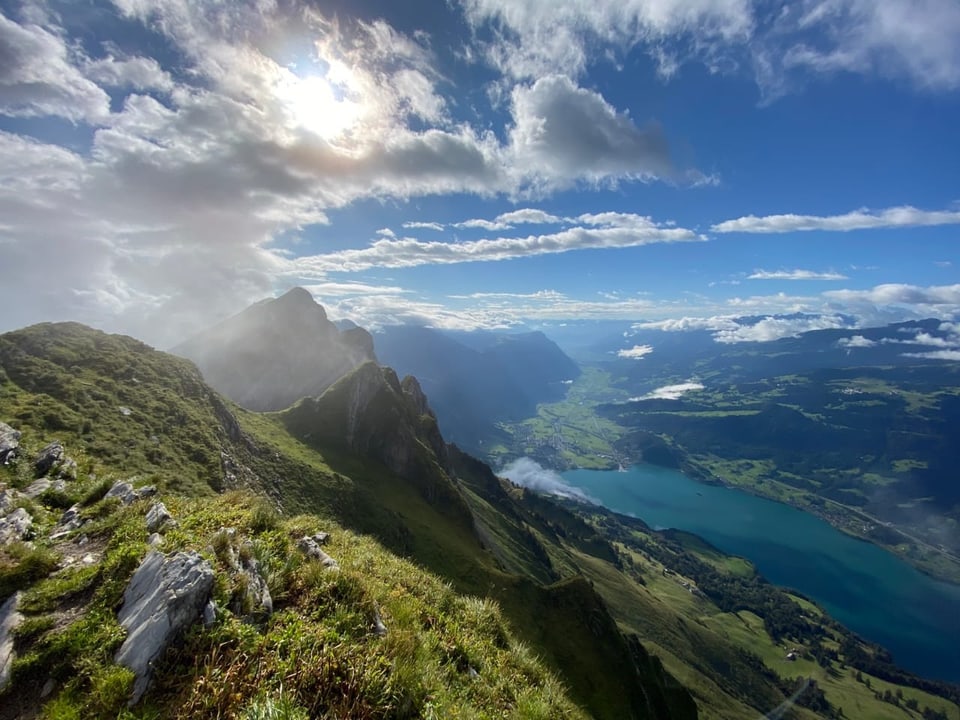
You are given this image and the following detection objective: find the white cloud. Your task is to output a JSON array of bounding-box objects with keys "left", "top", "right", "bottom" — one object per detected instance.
[
  {"left": 825, "top": 283, "right": 960, "bottom": 309},
  {"left": 712, "top": 314, "right": 850, "bottom": 343},
  {"left": 836, "top": 335, "right": 877, "bottom": 348},
  {"left": 460, "top": 0, "right": 960, "bottom": 95},
  {"left": 713, "top": 205, "right": 960, "bottom": 234},
  {"left": 902, "top": 350, "right": 960, "bottom": 361},
  {"left": 293, "top": 215, "right": 702, "bottom": 273},
  {"left": 84, "top": 55, "right": 174, "bottom": 92},
  {"left": 453, "top": 218, "right": 512, "bottom": 231},
  {"left": 617, "top": 344, "right": 654, "bottom": 359},
  {"left": 495, "top": 208, "right": 562, "bottom": 225},
  {"left": 748, "top": 269, "right": 848, "bottom": 280},
  {"left": 375, "top": 228, "right": 396, "bottom": 238},
  {"left": 500, "top": 457, "right": 594, "bottom": 501},
  {"left": 402, "top": 221, "right": 446, "bottom": 231},
  {"left": 0, "top": 9, "right": 110, "bottom": 122},
  {"left": 629, "top": 382, "right": 705, "bottom": 401},
  {"left": 633, "top": 316, "right": 740, "bottom": 332}
]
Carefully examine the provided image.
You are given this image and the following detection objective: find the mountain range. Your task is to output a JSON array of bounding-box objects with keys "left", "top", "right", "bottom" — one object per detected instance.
[{"left": 1, "top": 292, "right": 958, "bottom": 719}]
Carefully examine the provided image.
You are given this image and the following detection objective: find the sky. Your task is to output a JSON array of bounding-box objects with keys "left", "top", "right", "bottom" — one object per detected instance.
[{"left": 1, "top": 0, "right": 959, "bottom": 348}]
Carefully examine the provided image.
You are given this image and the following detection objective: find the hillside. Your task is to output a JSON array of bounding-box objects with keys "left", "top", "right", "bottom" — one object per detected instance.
[
  {"left": 2, "top": 322, "right": 957, "bottom": 720},
  {"left": 173, "top": 287, "right": 376, "bottom": 412}
]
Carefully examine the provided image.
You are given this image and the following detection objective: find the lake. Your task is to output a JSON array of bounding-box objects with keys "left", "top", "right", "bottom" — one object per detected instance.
[{"left": 562, "top": 464, "right": 960, "bottom": 683}]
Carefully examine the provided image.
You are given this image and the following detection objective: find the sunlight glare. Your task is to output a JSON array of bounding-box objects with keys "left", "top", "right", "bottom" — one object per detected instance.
[{"left": 278, "top": 71, "right": 361, "bottom": 141}]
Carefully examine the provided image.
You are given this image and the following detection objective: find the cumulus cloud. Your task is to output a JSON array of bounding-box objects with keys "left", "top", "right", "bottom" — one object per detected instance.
[
  {"left": 836, "top": 335, "right": 877, "bottom": 348},
  {"left": 633, "top": 316, "right": 740, "bottom": 333},
  {"left": 499, "top": 457, "right": 594, "bottom": 502},
  {"left": 629, "top": 382, "right": 705, "bottom": 401},
  {"left": 713, "top": 205, "right": 960, "bottom": 234},
  {"left": 617, "top": 344, "right": 654, "bottom": 359},
  {"left": 0, "top": 9, "right": 110, "bottom": 122},
  {"left": 712, "top": 314, "right": 850, "bottom": 343},
  {"left": 748, "top": 269, "right": 848, "bottom": 280},
  {"left": 453, "top": 218, "right": 512, "bottom": 231},
  {"left": 403, "top": 221, "right": 446, "bottom": 231},
  {"left": 508, "top": 75, "right": 675, "bottom": 190},
  {"left": 460, "top": 0, "right": 960, "bottom": 95},
  {"left": 495, "top": 208, "right": 562, "bottom": 225},
  {"left": 84, "top": 55, "right": 174, "bottom": 92}
]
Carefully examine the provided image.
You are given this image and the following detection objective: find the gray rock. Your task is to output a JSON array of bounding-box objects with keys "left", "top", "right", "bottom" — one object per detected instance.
[
  {"left": 34, "top": 441, "right": 64, "bottom": 476},
  {"left": 0, "top": 508, "right": 33, "bottom": 545},
  {"left": 147, "top": 532, "right": 164, "bottom": 548},
  {"left": 49, "top": 504, "right": 84, "bottom": 539},
  {"left": 313, "top": 531, "right": 330, "bottom": 545},
  {"left": 24, "top": 477, "right": 65, "bottom": 499},
  {"left": 114, "top": 551, "right": 214, "bottom": 705},
  {"left": 145, "top": 502, "right": 174, "bottom": 533},
  {"left": 296, "top": 536, "right": 339, "bottom": 569},
  {"left": 0, "top": 488, "right": 19, "bottom": 515},
  {"left": 0, "top": 423, "right": 20, "bottom": 465},
  {"left": 0, "top": 593, "right": 23, "bottom": 691},
  {"left": 202, "top": 600, "right": 217, "bottom": 626},
  {"left": 40, "top": 677, "right": 56, "bottom": 698},
  {"left": 105, "top": 481, "right": 157, "bottom": 506},
  {"left": 372, "top": 605, "right": 387, "bottom": 637},
  {"left": 235, "top": 541, "right": 272, "bottom": 617}
]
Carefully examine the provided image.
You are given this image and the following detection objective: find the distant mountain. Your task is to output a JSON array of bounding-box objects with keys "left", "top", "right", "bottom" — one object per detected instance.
[
  {"left": 173, "top": 287, "right": 376, "bottom": 411},
  {"left": 374, "top": 326, "right": 580, "bottom": 452},
  {"left": 613, "top": 318, "right": 958, "bottom": 393}
]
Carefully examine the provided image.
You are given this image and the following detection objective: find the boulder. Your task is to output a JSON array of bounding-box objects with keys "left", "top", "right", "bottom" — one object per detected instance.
[
  {"left": 0, "top": 508, "right": 33, "bottom": 545},
  {"left": 105, "top": 481, "right": 156, "bottom": 506},
  {"left": 145, "top": 502, "right": 174, "bottom": 533},
  {"left": 0, "top": 593, "right": 23, "bottom": 691},
  {"left": 34, "top": 441, "right": 64, "bottom": 476},
  {"left": 0, "top": 488, "right": 19, "bottom": 515},
  {"left": 49, "top": 504, "right": 84, "bottom": 539},
  {"left": 296, "top": 535, "right": 339, "bottom": 569},
  {"left": 114, "top": 551, "right": 214, "bottom": 704},
  {"left": 0, "top": 424, "right": 20, "bottom": 465},
  {"left": 24, "top": 477, "right": 65, "bottom": 499}
]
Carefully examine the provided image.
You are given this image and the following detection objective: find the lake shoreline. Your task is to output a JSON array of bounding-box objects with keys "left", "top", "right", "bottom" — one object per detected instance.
[{"left": 561, "top": 462, "right": 960, "bottom": 684}]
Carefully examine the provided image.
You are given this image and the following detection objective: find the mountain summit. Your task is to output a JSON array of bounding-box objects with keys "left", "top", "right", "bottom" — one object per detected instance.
[{"left": 173, "top": 288, "right": 375, "bottom": 411}]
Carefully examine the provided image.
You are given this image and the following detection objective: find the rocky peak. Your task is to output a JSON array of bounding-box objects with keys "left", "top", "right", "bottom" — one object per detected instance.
[{"left": 173, "top": 289, "right": 376, "bottom": 411}]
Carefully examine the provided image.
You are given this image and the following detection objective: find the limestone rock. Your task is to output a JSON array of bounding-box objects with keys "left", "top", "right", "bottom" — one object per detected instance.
[
  {"left": 57, "top": 457, "right": 78, "bottom": 480},
  {"left": 105, "top": 481, "right": 156, "bottom": 506},
  {"left": 49, "top": 504, "right": 84, "bottom": 539},
  {"left": 114, "top": 551, "right": 214, "bottom": 704},
  {"left": 145, "top": 502, "right": 174, "bottom": 533},
  {"left": 0, "top": 593, "right": 23, "bottom": 691},
  {"left": 296, "top": 536, "right": 339, "bottom": 569},
  {"left": 236, "top": 540, "right": 272, "bottom": 617},
  {"left": 0, "top": 423, "right": 20, "bottom": 465},
  {"left": 0, "top": 488, "right": 19, "bottom": 515},
  {"left": 34, "top": 441, "right": 64, "bottom": 476},
  {"left": 0, "top": 508, "right": 33, "bottom": 545},
  {"left": 24, "top": 477, "right": 65, "bottom": 499}
]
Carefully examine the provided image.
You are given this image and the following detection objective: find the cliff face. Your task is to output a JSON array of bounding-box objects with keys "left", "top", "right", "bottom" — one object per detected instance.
[
  {"left": 282, "top": 362, "right": 463, "bottom": 516},
  {"left": 173, "top": 287, "right": 376, "bottom": 411}
]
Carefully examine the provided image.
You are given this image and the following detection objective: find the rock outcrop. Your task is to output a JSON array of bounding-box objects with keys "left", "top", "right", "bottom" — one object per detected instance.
[
  {"left": 114, "top": 551, "right": 214, "bottom": 704},
  {"left": 145, "top": 502, "right": 174, "bottom": 533},
  {"left": 0, "top": 423, "right": 20, "bottom": 465},
  {"left": 105, "top": 481, "right": 156, "bottom": 506},
  {"left": 296, "top": 535, "right": 339, "bottom": 569},
  {"left": 34, "top": 441, "right": 64, "bottom": 476},
  {"left": 0, "top": 593, "right": 23, "bottom": 691},
  {"left": 0, "top": 508, "right": 33, "bottom": 545}
]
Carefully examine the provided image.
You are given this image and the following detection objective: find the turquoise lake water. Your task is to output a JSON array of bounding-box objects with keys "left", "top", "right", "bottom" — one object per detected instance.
[{"left": 561, "top": 464, "right": 960, "bottom": 683}]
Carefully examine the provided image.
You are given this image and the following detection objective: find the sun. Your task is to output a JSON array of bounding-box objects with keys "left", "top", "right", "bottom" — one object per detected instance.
[{"left": 277, "top": 72, "right": 361, "bottom": 141}]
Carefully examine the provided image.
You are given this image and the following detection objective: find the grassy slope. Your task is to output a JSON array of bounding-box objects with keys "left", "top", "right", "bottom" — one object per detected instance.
[{"left": 0, "top": 324, "right": 692, "bottom": 720}]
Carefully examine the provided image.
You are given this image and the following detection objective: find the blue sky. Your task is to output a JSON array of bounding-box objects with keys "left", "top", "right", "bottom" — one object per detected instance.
[{"left": 1, "top": 0, "right": 959, "bottom": 347}]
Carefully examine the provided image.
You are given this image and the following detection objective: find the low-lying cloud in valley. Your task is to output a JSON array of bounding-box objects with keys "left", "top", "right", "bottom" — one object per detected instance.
[
  {"left": 629, "top": 382, "right": 705, "bottom": 401},
  {"left": 500, "top": 458, "right": 595, "bottom": 502}
]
